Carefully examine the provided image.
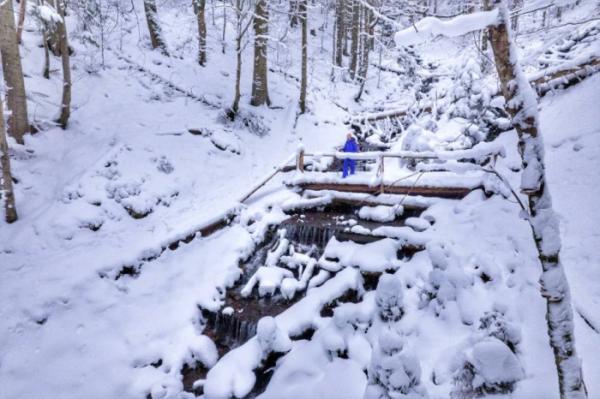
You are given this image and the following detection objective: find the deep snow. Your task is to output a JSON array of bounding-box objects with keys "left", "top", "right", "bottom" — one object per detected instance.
[{"left": 1, "top": 1, "right": 599, "bottom": 399}]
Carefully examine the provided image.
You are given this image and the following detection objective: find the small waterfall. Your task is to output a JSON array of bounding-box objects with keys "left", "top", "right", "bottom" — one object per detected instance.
[
  {"left": 282, "top": 222, "right": 337, "bottom": 248},
  {"left": 204, "top": 310, "right": 258, "bottom": 349}
]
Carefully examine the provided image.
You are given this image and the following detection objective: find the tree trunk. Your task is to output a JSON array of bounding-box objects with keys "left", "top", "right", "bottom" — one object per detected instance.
[
  {"left": 17, "top": 0, "right": 27, "bottom": 44},
  {"left": 0, "top": 0, "right": 30, "bottom": 144},
  {"left": 349, "top": 0, "right": 359, "bottom": 79},
  {"left": 299, "top": 0, "right": 307, "bottom": 113},
  {"left": 221, "top": 1, "right": 226, "bottom": 54},
  {"left": 230, "top": 0, "right": 243, "bottom": 118},
  {"left": 143, "top": 0, "right": 168, "bottom": 55},
  {"left": 484, "top": 2, "right": 588, "bottom": 398},
  {"left": 357, "top": 3, "right": 371, "bottom": 83},
  {"left": 250, "top": 0, "right": 270, "bottom": 107},
  {"left": 334, "top": 0, "right": 344, "bottom": 66},
  {"left": 54, "top": 0, "right": 71, "bottom": 128},
  {"left": 289, "top": 0, "right": 298, "bottom": 27},
  {"left": 480, "top": 27, "right": 489, "bottom": 72},
  {"left": 36, "top": 0, "right": 50, "bottom": 79},
  {"left": 0, "top": 95, "right": 18, "bottom": 223},
  {"left": 195, "top": 0, "right": 207, "bottom": 66}
]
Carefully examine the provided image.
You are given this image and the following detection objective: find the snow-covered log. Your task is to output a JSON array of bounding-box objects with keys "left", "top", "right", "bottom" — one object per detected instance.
[
  {"left": 531, "top": 57, "right": 600, "bottom": 96},
  {"left": 394, "top": 10, "right": 499, "bottom": 47}
]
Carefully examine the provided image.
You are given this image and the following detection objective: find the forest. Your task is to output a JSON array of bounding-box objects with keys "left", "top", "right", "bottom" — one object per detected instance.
[{"left": 0, "top": 0, "right": 599, "bottom": 398}]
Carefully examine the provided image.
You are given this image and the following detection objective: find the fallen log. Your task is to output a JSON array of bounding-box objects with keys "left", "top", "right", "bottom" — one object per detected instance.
[
  {"left": 531, "top": 57, "right": 600, "bottom": 96},
  {"left": 113, "top": 51, "right": 221, "bottom": 109},
  {"left": 295, "top": 182, "right": 475, "bottom": 199},
  {"left": 352, "top": 105, "right": 432, "bottom": 123}
]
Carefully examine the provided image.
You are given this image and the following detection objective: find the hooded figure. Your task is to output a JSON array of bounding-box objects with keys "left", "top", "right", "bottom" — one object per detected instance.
[{"left": 342, "top": 133, "right": 359, "bottom": 178}]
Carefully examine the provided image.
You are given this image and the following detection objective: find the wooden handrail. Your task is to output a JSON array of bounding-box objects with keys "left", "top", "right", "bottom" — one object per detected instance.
[
  {"left": 303, "top": 151, "right": 438, "bottom": 160},
  {"left": 239, "top": 153, "right": 297, "bottom": 203}
]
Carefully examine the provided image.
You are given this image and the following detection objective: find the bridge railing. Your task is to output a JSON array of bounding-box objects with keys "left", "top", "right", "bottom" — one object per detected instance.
[{"left": 295, "top": 142, "right": 505, "bottom": 174}]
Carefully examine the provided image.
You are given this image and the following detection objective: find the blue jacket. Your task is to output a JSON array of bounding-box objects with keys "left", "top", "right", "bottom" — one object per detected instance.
[{"left": 343, "top": 138, "right": 359, "bottom": 153}]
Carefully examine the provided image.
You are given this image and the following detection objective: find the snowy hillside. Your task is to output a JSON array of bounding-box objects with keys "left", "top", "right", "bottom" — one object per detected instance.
[{"left": 0, "top": 1, "right": 599, "bottom": 399}]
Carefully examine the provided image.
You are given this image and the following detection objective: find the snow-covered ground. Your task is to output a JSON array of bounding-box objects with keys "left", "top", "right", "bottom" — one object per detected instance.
[
  {"left": 1, "top": 1, "right": 599, "bottom": 398},
  {"left": 540, "top": 73, "right": 600, "bottom": 396}
]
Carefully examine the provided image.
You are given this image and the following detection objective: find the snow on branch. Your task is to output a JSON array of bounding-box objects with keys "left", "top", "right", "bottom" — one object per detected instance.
[{"left": 394, "top": 10, "right": 499, "bottom": 47}]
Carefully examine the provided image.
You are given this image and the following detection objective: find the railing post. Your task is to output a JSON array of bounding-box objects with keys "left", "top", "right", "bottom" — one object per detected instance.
[{"left": 296, "top": 146, "right": 305, "bottom": 173}]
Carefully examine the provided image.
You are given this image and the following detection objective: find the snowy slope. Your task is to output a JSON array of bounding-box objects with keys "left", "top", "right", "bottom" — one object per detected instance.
[
  {"left": 540, "top": 73, "right": 600, "bottom": 398},
  {"left": 1, "top": 1, "right": 599, "bottom": 399}
]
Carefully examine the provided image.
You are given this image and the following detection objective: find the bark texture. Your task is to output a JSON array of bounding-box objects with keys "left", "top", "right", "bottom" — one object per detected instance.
[
  {"left": 143, "top": 0, "right": 168, "bottom": 55},
  {"left": 195, "top": 0, "right": 207, "bottom": 66},
  {"left": 230, "top": 0, "right": 244, "bottom": 117},
  {"left": 334, "top": 0, "right": 344, "bottom": 66},
  {"left": 349, "top": 0, "right": 360, "bottom": 79},
  {"left": 0, "top": 0, "right": 30, "bottom": 144},
  {"left": 55, "top": 0, "right": 71, "bottom": 128},
  {"left": 485, "top": 2, "right": 588, "bottom": 398},
  {"left": 289, "top": 0, "right": 298, "bottom": 27},
  {"left": 299, "top": 0, "right": 307, "bottom": 113},
  {"left": 17, "top": 0, "right": 27, "bottom": 44},
  {"left": 0, "top": 95, "right": 18, "bottom": 223},
  {"left": 250, "top": 0, "right": 270, "bottom": 106}
]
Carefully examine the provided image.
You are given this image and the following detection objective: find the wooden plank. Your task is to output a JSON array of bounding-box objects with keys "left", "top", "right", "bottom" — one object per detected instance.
[{"left": 296, "top": 182, "right": 476, "bottom": 199}]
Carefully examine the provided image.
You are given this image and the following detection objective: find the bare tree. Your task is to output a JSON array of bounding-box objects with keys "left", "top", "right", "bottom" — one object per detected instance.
[
  {"left": 250, "top": 0, "right": 270, "bottom": 106},
  {"left": 349, "top": 0, "right": 360, "bottom": 79},
  {"left": 299, "top": 0, "right": 307, "bottom": 113},
  {"left": 143, "top": 0, "right": 168, "bottom": 55},
  {"left": 355, "top": 0, "right": 373, "bottom": 100},
  {"left": 221, "top": 1, "right": 227, "bottom": 53},
  {"left": 229, "top": 0, "right": 253, "bottom": 117},
  {"left": 33, "top": 0, "right": 53, "bottom": 79},
  {"left": 483, "top": 1, "right": 588, "bottom": 398},
  {"left": 334, "top": 0, "right": 344, "bottom": 67},
  {"left": 17, "top": 0, "right": 27, "bottom": 44},
  {"left": 0, "top": 0, "right": 30, "bottom": 144},
  {"left": 54, "top": 0, "right": 71, "bottom": 128},
  {"left": 195, "top": 0, "right": 207, "bottom": 65},
  {"left": 0, "top": 94, "right": 18, "bottom": 223},
  {"left": 289, "top": 0, "right": 298, "bottom": 27}
]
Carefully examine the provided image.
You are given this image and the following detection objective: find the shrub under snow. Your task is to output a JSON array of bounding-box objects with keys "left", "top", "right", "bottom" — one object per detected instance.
[
  {"left": 375, "top": 274, "right": 404, "bottom": 322},
  {"left": 365, "top": 329, "right": 428, "bottom": 399},
  {"left": 450, "top": 337, "right": 524, "bottom": 399}
]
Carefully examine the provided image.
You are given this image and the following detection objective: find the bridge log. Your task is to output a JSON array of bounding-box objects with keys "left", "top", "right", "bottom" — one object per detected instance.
[{"left": 296, "top": 182, "right": 476, "bottom": 199}]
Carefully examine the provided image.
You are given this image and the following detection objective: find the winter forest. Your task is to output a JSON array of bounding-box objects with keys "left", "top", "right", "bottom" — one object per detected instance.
[{"left": 0, "top": 0, "right": 599, "bottom": 398}]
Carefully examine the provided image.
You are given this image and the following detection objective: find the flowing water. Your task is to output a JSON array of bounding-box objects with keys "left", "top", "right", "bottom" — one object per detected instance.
[{"left": 187, "top": 205, "right": 427, "bottom": 396}]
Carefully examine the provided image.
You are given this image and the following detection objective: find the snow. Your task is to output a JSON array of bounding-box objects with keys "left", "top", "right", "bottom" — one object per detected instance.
[
  {"left": 539, "top": 73, "right": 600, "bottom": 397},
  {"left": 394, "top": 10, "right": 499, "bottom": 47},
  {"left": 320, "top": 237, "right": 402, "bottom": 273},
  {"left": 256, "top": 316, "right": 292, "bottom": 355},
  {"left": 1, "top": 1, "right": 599, "bottom": 399},
  {"left": 203, "top": 267, "right": 363, "bottom": 399},
  {"left": 358, "top": 204, "right": 402, "bottom": 222}
]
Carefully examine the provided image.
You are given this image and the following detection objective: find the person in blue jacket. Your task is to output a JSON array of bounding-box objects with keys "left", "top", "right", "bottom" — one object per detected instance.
[{"left": 342, "top": 132, "right": 359, "bottom": 178}]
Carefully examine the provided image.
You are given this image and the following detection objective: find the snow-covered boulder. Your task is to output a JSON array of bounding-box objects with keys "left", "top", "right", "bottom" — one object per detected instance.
[{"left": 256, "top": 316, "right": 292, "bottom": 357}]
